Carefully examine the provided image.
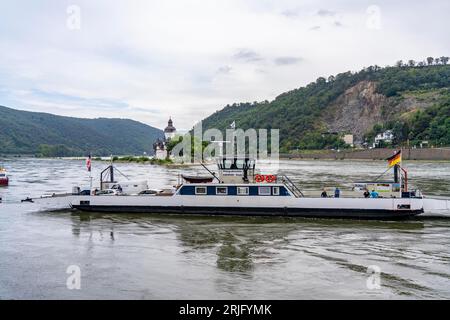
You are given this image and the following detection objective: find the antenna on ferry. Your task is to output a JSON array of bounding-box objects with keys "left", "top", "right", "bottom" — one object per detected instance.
[{"left": 199, "top": 162, "right": 221, "bottom": 183}]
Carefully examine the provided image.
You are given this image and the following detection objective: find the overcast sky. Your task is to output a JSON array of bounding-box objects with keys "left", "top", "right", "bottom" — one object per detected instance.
[{"left": 0, "top": 0, "right": 448, "bottom": 131}]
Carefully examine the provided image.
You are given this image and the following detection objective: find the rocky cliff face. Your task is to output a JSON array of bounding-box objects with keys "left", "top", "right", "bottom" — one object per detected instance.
[{"left": 323, "top": 80, "right": 436, "bottom": 144}]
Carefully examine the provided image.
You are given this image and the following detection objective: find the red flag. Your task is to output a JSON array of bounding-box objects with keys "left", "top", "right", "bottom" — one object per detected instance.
[{"left": 86, "top": 154, "right": 91, "bottom": 172}]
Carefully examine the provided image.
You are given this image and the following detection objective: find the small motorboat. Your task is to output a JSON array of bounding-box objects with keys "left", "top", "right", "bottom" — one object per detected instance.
[
  {"left": 0, "top": 167, "right": 8, "bottom": 186},
  {"left": 182, "top": 175, "right": 214, "bottom": 183}
]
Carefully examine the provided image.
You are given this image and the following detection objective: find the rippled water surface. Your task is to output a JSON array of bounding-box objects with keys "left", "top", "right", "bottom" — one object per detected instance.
[{"left": 0, "top": 158, "right": 449, "bottom": 299}]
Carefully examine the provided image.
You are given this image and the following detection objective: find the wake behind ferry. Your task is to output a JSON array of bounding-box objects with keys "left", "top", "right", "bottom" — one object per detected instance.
[{"left": 65, "top": 153, "right": 432, "bottom": 219}]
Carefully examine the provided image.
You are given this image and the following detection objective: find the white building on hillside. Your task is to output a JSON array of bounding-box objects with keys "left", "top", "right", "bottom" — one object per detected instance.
[{"left": 373, "top": 130, "right": 394, "bottom": 148}]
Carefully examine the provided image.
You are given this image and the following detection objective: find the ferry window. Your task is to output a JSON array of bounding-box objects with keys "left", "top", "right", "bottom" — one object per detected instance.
[
  {"left": 237, "top": 187, "right": 249, "bottom": 195},
  {"left": 224, "top": 160, "right": 233, "bottom": 169},
  {"left": 216, "top": 187, "right": 228, "bottom": 195},
  {"left": 195, "top": 187, "right": 207, "bottom": 195},
  {"left": 273, "top": 187, "right": 280, "bottom": 196},
  {"left": 236, "top": 159, "right": 244, "bottom": 169},
  {"left": 258, "top": 186, "right": 271, "bottom": 196}
]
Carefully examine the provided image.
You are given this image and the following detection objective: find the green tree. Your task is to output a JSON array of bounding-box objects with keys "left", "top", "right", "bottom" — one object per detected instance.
[
  {"left": 440, "top": 56, "right": 449, "bottom": 65},
  {"left": 37, "top": 144, "right": 76, "bottom": 157}
]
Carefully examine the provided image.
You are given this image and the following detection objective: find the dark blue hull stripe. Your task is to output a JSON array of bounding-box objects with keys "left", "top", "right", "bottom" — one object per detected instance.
[{"left": 72, "top": 205, "right": 423, "bottom": 219}]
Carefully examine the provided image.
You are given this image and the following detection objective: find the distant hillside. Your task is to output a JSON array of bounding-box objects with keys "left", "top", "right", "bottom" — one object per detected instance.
[
  {"left": 0, "top": 106, "right": 164, "bottom": 156},
  {"left": 201, "top": 59, "right": 450, "bottom": 151}
]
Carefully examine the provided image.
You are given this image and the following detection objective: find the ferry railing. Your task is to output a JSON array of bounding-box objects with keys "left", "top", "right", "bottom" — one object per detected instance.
[{"left": 278, "top": 175, "right": 304, "bottom": 197}]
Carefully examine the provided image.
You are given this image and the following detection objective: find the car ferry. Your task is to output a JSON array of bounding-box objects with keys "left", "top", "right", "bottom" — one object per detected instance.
[{"left": 68, "top": 156, "right": 425, "bottom": 219}]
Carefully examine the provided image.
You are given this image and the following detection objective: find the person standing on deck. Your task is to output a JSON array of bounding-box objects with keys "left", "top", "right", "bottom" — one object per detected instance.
[
  {"left": 334, "top": 187, "right": 340, "bottom": 198},
  {"left": 370, "top": 189, "right": 379, "bottom": 198},
  {"left": 363, "top": 189, "right": 370, "bottom": 198}
]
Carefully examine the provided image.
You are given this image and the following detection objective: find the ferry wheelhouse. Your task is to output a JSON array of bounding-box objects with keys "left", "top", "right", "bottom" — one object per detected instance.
[{"left": 69, "top": 156, "right": 424, "bottom": 219}]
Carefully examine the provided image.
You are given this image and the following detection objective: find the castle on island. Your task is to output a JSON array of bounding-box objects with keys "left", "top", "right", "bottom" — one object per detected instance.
[{"left": 153, "top": 118, "right": 177, "bottom": 159}]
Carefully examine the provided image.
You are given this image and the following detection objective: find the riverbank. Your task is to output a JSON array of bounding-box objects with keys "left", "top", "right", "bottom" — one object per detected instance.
[
  {"left": 102, "top": 156, "right": 173, "bottom": 166},
  {"left": 282, "top": 148, "right": 450, "bottom": 161},
  {"left": 97, "top": 156, "right": 208, "bottom": 167},
  {"left": 3, "top": 147, "right": 450, "bottom": 163}
]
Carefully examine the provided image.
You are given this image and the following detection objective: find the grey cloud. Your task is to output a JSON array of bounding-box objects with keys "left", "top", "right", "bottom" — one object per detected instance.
[
  {"left": 317, "top": 9, "right": 336, "bottom": 17},
  {"left": 233, "top": 49, "right": 263, "bottom": 62},
  {"left": 334, "top": 21, "right": 343, "bottom": 27},
  {"left": 309, "top": 25, "right": 321, "bottom": 31},
  {"left": 128, "top": 106, "right": 161, "bottom": 114},
  {"left": 281, "top": 9, "right": 298, "bottom": 18},
  {"left": 274, "top": 57, "right": 303, "bottom": 66},
  {"left": 216, "top": 65, "right": 232, "bottom": 74}
]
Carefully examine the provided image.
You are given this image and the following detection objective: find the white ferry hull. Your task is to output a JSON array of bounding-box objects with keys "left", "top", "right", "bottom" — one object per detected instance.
[
  {"left": 24, "top": 194, "right": 75, "bottom": 211},
  {"left": 69, "top": 195, "right": 424, "bottom": 219}
]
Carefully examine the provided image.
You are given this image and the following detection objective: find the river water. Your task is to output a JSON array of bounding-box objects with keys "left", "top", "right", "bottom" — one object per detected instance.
[{"left": 0, "top": 158, "right": 449, "bottom": 299}]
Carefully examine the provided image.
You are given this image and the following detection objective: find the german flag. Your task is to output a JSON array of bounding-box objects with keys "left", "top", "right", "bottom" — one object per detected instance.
[{"left": 386, "top": 150, "right": 402, "bottom": 167}]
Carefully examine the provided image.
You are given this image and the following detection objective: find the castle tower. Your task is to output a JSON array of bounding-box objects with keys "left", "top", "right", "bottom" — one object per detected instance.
[
  {"left": 164, "top": 117, "right": 176, "bottom": 140},
  {"left": 153, "top": 117, "right": 177, "bottom": 159}
]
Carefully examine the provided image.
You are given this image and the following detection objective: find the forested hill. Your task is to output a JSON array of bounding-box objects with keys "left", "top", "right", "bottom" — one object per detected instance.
[
  {"left": 201, "top": 58, "right": 450, "bottom": 151},
  {"left": 0, "top": 106, "right": 164, "bottom": 156}
]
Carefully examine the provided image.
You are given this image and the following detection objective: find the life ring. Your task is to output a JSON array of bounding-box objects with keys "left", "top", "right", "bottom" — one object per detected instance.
[
  {"left": 265, "top": 175, "right": 276, "bottom": 183},
  {"left": 255, "top": 174, "right": 265, "bottom": 183}
]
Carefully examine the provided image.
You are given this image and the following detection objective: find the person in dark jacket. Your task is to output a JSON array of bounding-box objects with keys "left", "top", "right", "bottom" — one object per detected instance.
[
  {"left": 321, "top": 189, "right": 328, "bottom": 198},
  {"left": 363, "top": 189, "right": 370, "bottom": 198}
]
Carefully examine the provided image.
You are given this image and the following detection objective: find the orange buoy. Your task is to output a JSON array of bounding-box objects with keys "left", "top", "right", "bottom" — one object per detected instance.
[{"left": 255, "top": 174, "right": 265, "bottom": 183}]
